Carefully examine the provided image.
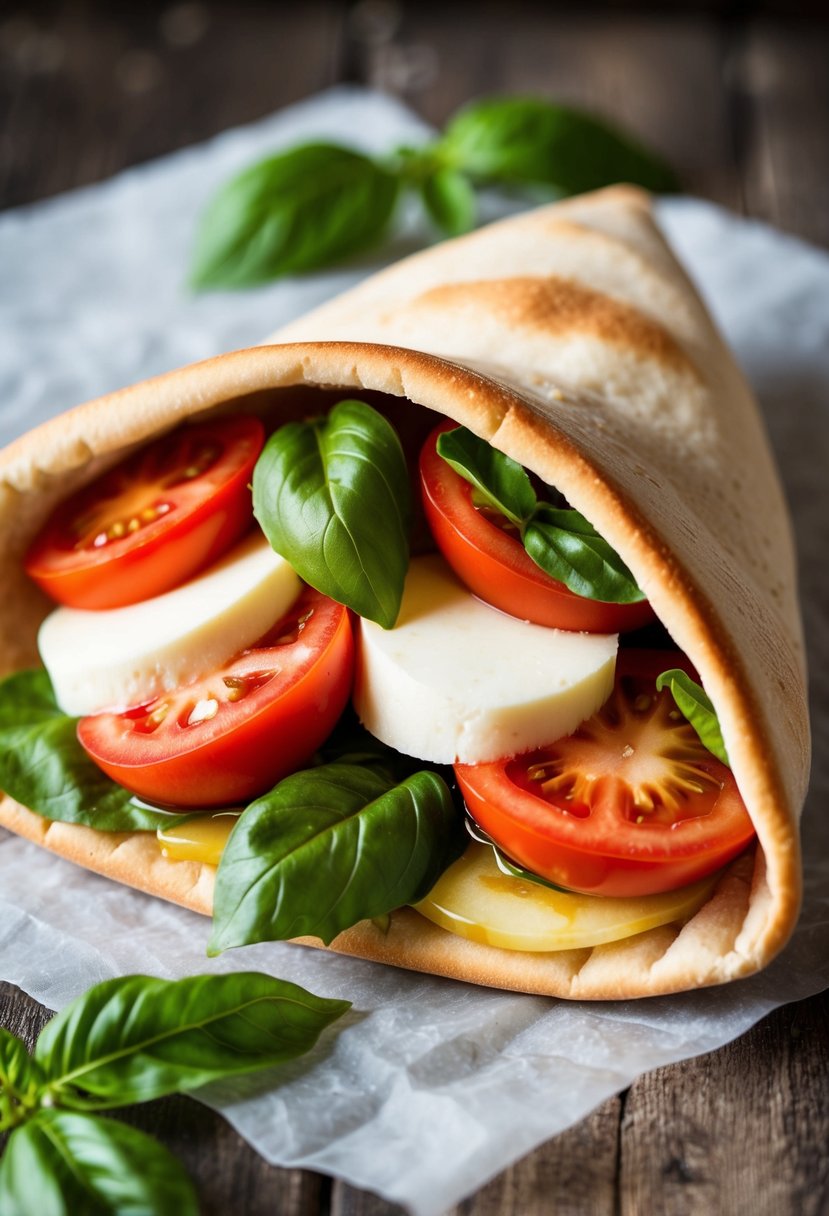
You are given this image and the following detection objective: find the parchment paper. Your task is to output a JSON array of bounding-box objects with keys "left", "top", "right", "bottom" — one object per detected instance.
[{"left": 1, "top": 88, "right": 827, "bottom": 1215}]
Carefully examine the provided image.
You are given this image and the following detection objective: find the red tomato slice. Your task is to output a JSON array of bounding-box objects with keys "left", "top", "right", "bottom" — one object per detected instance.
[
  {"left": 25, "top": 415, "right": 265, "bottom": 609},
  {"left": 455, "top": 651, "right": 755, "bottom": 897},
  {"left": 419, "top": 420, "right": 655, "bottom": 633},
  {"left": 77, "top": 588, "right": 354, "bottom": 808}
]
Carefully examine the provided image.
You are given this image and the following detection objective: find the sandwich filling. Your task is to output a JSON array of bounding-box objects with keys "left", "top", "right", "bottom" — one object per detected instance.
[{"left": 2, "top": 399, "right": 756, "bottom": 961}]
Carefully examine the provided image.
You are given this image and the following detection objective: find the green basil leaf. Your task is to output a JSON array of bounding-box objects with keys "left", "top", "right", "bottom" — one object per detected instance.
[
  {"left": 0, "top": 1111, "right": 197, "bottom": 1216},
  {"left": 191, "top": 143, "right": 399, "bottom": 289},
  {"left": 0, "top": 1030, "right": 45, "bottom": 1131},
  {"left": 523, "top": 505, "right": 646, "bottom": 604},
  {"left": 439, "top": 97, "right": 678, "bottom": 194},
  {"left": 0, "top": 1029, "right": 41, "bottom": 1095},
  {"left": 253, "top": 399, "right": 411, "bottom": 628},
  {"left": 656, "top": 669, "right": 729, "bottom": 766},
  {"left": 436, "top": 426, "right": 536, "bottom": 527},
  {"left": 34, "top": 973, "right": 349, "bottom": 1106},
  {"left": 209, "top": 762, "right": 462, "bottom": 953},
  {"left": 421, "top": 167, "right": 476, "bottom": 236},
  {"left": 0, "top": 670, "right": 172, "bottom": 832}
]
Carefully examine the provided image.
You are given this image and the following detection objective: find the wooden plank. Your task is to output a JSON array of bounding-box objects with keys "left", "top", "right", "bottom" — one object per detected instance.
[
  {"left": 619, "top": 989, "right": 829, "bottom": 1216},
  {"left": 349, "top": 4, "right": 742, "bottom": 209},
  {"left": 730, "top": 18, "right": 829, "bottom": 248},
  {"left": 330, "top": 1096, "right": 620, "bottom": 1216},
  {"left": 0, "top": 0, "right": 345, "bottom": 208}
]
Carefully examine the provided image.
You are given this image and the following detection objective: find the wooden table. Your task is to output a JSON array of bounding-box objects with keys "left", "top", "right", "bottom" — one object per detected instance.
[{"left": 2, "top": 3, "right": 827, "bottom": 1212}]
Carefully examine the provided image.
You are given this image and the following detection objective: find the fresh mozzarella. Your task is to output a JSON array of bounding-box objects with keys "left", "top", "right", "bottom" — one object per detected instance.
[
  {"left": 355, "top": 554, "right": 617, "bottom": 764},
  {"left": 39, "top": 532, "right": 301, "bottom": 715},
  {"left": 415, "top": 843, "right": 715, "bottom": 952}
]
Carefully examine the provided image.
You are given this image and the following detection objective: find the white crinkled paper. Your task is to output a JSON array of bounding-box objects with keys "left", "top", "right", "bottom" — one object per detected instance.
[{"left": 1, "top": 88, "right": 827, "bottom": 1216}]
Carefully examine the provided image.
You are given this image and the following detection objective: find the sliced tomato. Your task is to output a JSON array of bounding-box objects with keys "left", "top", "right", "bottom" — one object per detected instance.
[
  {"left": 25, "top": 415, "right": 265, "bottom": 609},
  {"left": 419, "top": 420, "right": 655, "bottom": 633},
  {"left": 77, "top": 588, "right": 354, "bottom": 807},
  {"left": 455, "top": 650, "right": 755, "bottom": 897}
]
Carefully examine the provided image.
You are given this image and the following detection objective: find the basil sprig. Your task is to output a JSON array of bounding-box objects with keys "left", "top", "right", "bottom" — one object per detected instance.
[
  {"left": 210, "top": 762, "right": 463, "bottom": 954},
  {"left": 656, "top": 669, "right": 729, "bottom": 766},
  {"left": 0, "top": 669, "right": 173, "bottom": 832},
  {"left": 0, "top": 973, "right": 349, "bottom": 1214},
  {"left": 191, "top": 95, "right": 677, "bottom": 289},
  {"left": 253, "top": 399, "right": 411, "bottom": 628},
  {"left": 438, "top": 426, "right": 645, "bottom": 605}
]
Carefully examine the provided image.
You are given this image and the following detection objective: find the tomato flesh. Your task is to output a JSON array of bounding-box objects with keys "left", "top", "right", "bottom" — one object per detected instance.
[
  {"left": 455, "top": 651, "right": 755, "bottom": 897},
  {"left": 77, "top": 588, "right": 354, "bottom": 807},
  {"left": 25, "top": 415, "right": 265, "bottom": 609},
  {"left": 419, "top": 420, "right": 655, "bottom": 633}
]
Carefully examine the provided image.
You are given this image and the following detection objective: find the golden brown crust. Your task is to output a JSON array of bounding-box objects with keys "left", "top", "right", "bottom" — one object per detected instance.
[
  {"left": 0, "top": 187, "right": 808, "bottom": 998},
  {"left": 411, "top": 277, "right": 697, "bottom": 375}
]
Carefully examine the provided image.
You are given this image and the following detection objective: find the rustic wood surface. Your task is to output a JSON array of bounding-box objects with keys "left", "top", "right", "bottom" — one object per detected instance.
[{"left": 1, "top": 2, "right": 827, "bottom": 1213}]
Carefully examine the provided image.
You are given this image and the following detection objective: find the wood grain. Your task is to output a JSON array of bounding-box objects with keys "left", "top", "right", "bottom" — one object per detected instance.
[
  {"left": 1, "top": 3, "right": 828, "bottom": 1214},
  {"left": 734, "top": 18, "right": 829, "bottom": 247},
  {"left": 619, "top": 989, "right": 829, "bottom": 1216},
  {"left": 0, "top": 1, "right": 345, "bottom": 207}
]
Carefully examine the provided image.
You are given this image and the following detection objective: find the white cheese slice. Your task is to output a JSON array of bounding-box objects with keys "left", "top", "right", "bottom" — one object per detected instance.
[
  {"left": 39, "top": 532, "right": 301, "bottom": 715},
  {"left": 355, "top": 555, "right": 618, "bottom": 764}
]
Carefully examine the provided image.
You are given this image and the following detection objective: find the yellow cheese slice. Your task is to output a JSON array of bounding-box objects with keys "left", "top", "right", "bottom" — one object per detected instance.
[{"left": 414, "top": 843, "right": 716, "bottom": 952}]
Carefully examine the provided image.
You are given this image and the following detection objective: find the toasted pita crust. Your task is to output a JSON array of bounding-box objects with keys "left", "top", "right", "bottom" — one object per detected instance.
[{"left": 0, "top": 187, "right": 808, "bottom": 998}]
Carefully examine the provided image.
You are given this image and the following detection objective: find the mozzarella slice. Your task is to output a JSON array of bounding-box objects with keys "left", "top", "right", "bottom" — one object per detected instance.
[
  {"left": 355, "top": 555, "right": 617, "bottom": 763},
  {"left": 39, "top": 532, "right": 301, "bottom": 715}
]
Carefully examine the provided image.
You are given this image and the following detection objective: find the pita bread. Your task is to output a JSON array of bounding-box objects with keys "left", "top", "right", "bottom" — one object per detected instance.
[{"left": 0, "top": 187, "right": 808, "bottom": 999}]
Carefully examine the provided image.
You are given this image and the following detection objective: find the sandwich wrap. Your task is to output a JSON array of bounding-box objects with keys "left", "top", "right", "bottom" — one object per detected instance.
[{"left": 0, "top": 185, "right": 809, "bottom": 999}]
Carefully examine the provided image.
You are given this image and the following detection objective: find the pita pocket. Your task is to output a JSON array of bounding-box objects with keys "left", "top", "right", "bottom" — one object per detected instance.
[{"left": 0, "top": 186, "right": 809, "bottom": 999}]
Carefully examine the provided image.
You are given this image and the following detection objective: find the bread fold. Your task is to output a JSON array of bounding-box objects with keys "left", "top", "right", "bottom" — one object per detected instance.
[{"left": 0, "top": 186, "right": 808, "bottom": 998}]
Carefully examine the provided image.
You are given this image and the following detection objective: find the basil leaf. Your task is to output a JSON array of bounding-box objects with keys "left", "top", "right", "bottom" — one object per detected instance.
[
  {"left": 253, "top": 399, "right": 411, "bottom": 628},
  {"left": 656, "top": 669, "right": 729, "bottom": 766},
  {"left": 0, "top": 1030, "right": 45, "bottom": 1132},
  {"left": 209, "top": 762, "right": 462, "bottom": 953},
  {"left": 439, "top": 97, "right": 678, "bottom": 194},
  {"left": 523, "top": 505, "right": 646, "bottom": 604},
  {"left": 436, "top": 426, "right": 536, "bottom": 527},
  {"left": 421, "top": 167, "right": 476, "bottom": 236},
  {"left": 0, "top": 1029, "right": 41, "bottom": 1096},
  {"left": 436, "top": 428, "right": 645, "bottom": 606},
  {"left": 0, "top": 670, "right": 171, "bottom": 832},
  {"left": 0, "top": 1111, "right": 197, "bottom": 1216},
  {"left": 34, "top": 973, "right": 349, "bottom": 1106},
  {"left": 191, "top": 143, "right": 399, "bottom": 289}
]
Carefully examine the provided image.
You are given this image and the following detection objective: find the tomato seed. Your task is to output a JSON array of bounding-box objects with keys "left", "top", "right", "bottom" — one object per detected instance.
[{"left": 187, "top": 698, "right": 219, "bottom": 726}]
